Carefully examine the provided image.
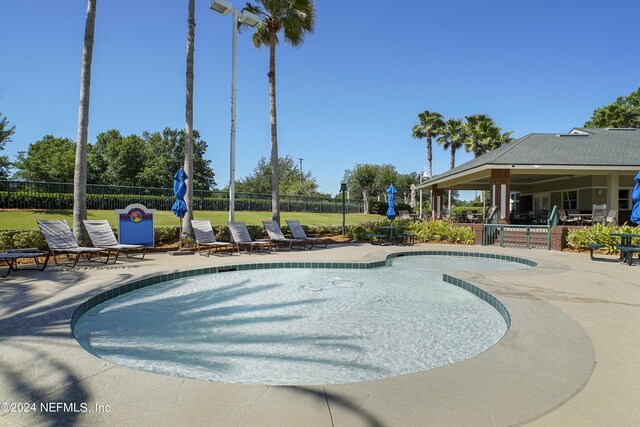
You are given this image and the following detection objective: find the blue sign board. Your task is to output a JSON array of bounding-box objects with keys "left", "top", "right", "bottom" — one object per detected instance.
[{"left": 116, "top": 203, "right": 156, "bottom": 247}]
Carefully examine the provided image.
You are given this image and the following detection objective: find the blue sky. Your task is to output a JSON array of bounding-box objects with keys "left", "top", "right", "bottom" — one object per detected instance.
[{"left": 2, "top": 0, "right": 639, "bottom": 196}]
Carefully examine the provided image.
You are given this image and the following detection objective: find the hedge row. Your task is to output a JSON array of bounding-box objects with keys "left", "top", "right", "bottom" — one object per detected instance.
[{"left": 0, "top": 191, "right": 363, "bottom": 213}]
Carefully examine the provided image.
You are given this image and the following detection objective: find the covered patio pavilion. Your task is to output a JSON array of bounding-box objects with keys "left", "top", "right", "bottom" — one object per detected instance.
[{"left": 419, "top": 128, "right": 640, "bottom": 224}]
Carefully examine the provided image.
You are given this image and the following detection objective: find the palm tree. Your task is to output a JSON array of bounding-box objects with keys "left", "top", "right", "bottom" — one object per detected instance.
[
  {"left": 182, "top": 0, "right": 195, "bottom": 239},
  {"left": 242, "top": 0, "right": 316, "bottom": 224},
  {"left": 437, "top": 118, "right": 464, "bottom": 170},
  {"left": 463, "top": 114, "right": 514, "bottom": 219},
  {"left": 73, "top": 0, "right": 97, "bottom": 243},
  {"left": 437, "top": 118, "right": 464, "bottom": 213},
  {"left": 412, "top": 110, "right": 444, "bottom": 179}
]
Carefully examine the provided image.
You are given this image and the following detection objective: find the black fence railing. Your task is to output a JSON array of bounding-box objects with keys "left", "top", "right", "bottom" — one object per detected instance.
[{"left": 0, "top": 180, "right": 363, "bottom": 213}]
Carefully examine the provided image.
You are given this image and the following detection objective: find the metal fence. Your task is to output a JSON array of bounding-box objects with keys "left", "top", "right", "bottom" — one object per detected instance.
[
  {"left": 482, "top": 207, "right": 558, "bottom": 250},
  {"left": 0, "top": 180, "right": 363, "bottom": 213}
]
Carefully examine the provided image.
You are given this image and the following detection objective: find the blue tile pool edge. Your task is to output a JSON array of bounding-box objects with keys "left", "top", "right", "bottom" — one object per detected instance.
[{"left": 71, "top": 251, "right": 532, "bottom": 333}]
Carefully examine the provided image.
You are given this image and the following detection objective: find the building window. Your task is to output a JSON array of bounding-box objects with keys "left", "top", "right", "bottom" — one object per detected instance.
[
  {"left": 619, "top": 189, "right": 631, "bottom": 209},
  {"left": 533, "top": 193, "right": 550, "bottom": 212},
  {"left": 562, "top": 190, "right": 578, "bottom": 210}
]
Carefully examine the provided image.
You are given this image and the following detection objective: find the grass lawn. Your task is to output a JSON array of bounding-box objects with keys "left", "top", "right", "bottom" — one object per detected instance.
[{"left": 0, "top": 210, "right": 383, "bottom": 230}]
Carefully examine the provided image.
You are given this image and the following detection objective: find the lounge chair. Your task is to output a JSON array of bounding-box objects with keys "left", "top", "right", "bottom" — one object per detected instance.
[
  {"left": 262, "top": 220, "right": 306, "bottom": 251},
  {"left": 228, "top": 221, "right": 272, "bottom": 253},
  {"left": 191, "top": 220, "right": 234, "bottom": 256},
  {"left": 605, "top": 209, "right": 618, "bottom": 226},
  {"left": 83, "top": 220, "right": 147, "bottom": 262},
  {"left": 285, "top": 220, "right": 328, "bottom": 249},
  {"left": 0, "top": 249, "right": 49, "bottom": 278},
  {"left": 37, "top": 219, "right": 109, "bottom": 267}
]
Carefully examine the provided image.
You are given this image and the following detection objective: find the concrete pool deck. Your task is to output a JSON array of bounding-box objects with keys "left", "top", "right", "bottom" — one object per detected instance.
[{"left": 0, "top": 243, "right": 638, "bottom": 426}]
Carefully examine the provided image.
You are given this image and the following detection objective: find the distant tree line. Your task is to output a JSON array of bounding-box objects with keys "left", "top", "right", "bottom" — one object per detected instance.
[
  {"left": 0, "top": 112, "right": 15, "bottom": 180},
  {"left": 342, "top": 164, "right": 419, "bottom": 214},
  {"left": 10, "top": 128, "right": 216, "bottom": 190},
  {"left": 233, "top": 155, "right": 328, "bottom": 198}
]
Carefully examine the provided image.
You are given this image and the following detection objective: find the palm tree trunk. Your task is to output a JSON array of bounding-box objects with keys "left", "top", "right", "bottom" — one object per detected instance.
[
  {"left": 268, "top": 30, "right": 280, "bottom": 224},
  {"left": 182, "top": 0, "right": 195, "bottom": 239},
  {"left": 73, "top": 0, "right": 97, "bottom": 244},
  {"left": 448, "top": 148, "right": 455, "bottom": 215},
  {"left": 426, "top": 132, "right": 433, "bottom": 178},
  {"left": 362, "top": 189, "right": 369, "bottom": 214}
]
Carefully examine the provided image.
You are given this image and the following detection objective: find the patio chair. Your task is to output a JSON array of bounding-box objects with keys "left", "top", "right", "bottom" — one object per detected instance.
[
  {"left": 83, "top": 220, "right": 147, "bottom": 263},
  {"left": 589, "top": 208, "right": 607, "bottom": 225},
  {"left": 228, "top": 221, "right": 272, "bottom": 254},
  {"left": 285, "top": 220, "right": 328, "bottom": 249},
  {"left": 398, "top": 210, "right": 412, "bottom": 220},
  {"left": 605, "top": 209, "right": 618, "bottom": 226},
  {"left": 37, "top": 219, "right": 109, "bottom": 267},
  {"left": 262, "top": 220, "right": 306, "bottom": 251},
  {"left": 558, "top": 209, "right": 579, "bottom": 226},
  {"left": 191, "top": 220, "right": 234, "bottom": 256}
]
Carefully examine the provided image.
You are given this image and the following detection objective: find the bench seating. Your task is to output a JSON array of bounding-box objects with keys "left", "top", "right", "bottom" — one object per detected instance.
[
  {"left": 399, "top": 233, "right": 416, "bottom": 246},
  {"left": 587, "top": 243, "right": 604, "bottom": 260},
  {"left": 368, "top": 233, "right": 386, "bottom": 245},
  {"left": 616, "top": 245, "right": 640, "bottom": 266}
]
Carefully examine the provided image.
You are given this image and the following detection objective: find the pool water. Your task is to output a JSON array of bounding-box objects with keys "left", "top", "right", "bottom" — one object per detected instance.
[{"left": 73, "top": 256, "right": 528, "bottom": 385}]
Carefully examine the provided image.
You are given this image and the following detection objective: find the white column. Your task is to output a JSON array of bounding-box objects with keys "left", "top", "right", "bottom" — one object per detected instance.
[
  {"left": 501, "top": 184, "right": 507, "bottom": 219},
  {"left": 607, "top": 173, "right": 620, "bottom": 210}
]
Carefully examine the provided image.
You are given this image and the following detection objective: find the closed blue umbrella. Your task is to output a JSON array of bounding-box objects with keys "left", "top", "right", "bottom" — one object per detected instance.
[
  {"left": 172, "top": 168, "right": 188, "bottom": 250},
  {"left": 630, "top": 171, "right": 640, "bottom": 225},
  {"left": 385, "top": 184, "right": 397, "bottom": 243},
  {"left": 386, "top": 184, "right": 397, "bottom": 220}
]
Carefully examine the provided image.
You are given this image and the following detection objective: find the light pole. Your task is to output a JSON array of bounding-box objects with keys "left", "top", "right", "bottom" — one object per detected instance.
[
  {"left": 298, "top": 157, "right": 304, "bottom": 183},
  {"left": 340, "top": 183, "right": 347, "bottom": 236},
  {"left": 210, "top": 0, "right": 260, "bottom": 222}
]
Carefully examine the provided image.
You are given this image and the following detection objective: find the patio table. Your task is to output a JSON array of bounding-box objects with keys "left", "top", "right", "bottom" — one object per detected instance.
[
  {"left": 611, "top": 233, "right": 640, "bottom": 265},
  {"left": 568, "top": 213, "right": 592, "bottom": 226},
  {"left": 376, "top": 225, "right": 405, "bottom": 245}
]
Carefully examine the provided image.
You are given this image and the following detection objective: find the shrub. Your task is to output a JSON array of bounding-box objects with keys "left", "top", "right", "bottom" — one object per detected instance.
[
  {"left": 0, "top": 230, "right": 48, "bottom": 251},
  {"left": 155, "top": 226, "right": 178, "bottom": 244},
  {"left": 566, "top": 223, "right": 640, "bottom": 254},
  {"left": 405, "top": 220, "right": 474, "bottom": 244}
]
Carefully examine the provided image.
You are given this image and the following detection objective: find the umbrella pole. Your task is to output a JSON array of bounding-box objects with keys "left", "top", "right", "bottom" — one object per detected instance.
[{"left": 179, "top": 217, "right": 183, "bottom": 251}]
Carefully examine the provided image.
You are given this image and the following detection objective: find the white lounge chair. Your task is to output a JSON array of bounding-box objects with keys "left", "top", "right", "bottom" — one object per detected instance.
[
  {"left": 228, "top": 221, "right": 272, "bottom": 253},
  {"left": 0, "top": 249, "right": 49, "bottom": 278},
  {"left": 83, "top": 219, "right": 147, "bottom": 262},
  {"left": 37, "top": 219, "right": 109, "bottom": 267},
  {"left": 262, "top": 220, "right": 306, "bottom": 250},
  {"left": 191, "top": 220, "right": 234, "bottom": 256},
  {"left": 285, "top": 220, "right": 328, "bottom": 249}
]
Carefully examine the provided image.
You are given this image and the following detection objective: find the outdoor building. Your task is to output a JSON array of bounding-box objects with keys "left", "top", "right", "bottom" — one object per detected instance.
[{"left": 419, "top": 128, "right": 640, "bottom": 224}]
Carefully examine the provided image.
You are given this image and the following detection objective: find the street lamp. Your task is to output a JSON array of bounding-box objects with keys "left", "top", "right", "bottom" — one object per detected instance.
[
  {"left": 210, "top": 0, "right": 260, "bottom": 222},
  {"left": 340, "top": 183, "right": 347, "bottom": 236},
  {"left": 298, "top": 158, "right": 304, "bottom": 183}
]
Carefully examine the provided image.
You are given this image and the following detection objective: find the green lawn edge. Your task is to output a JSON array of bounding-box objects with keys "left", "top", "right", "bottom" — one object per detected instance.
[{"left": 0, "top": 210, "right": 382, "bottom": 230}]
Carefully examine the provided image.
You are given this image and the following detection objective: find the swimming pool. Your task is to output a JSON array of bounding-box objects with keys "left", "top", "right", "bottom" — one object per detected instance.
[{"left": 72, "top": 253, "right": 532, "bottom": 385}]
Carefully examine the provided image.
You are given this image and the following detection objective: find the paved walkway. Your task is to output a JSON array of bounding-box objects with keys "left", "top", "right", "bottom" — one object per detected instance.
[{"left": 0, "top": 243, "right": 638, "bottom": 426}]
